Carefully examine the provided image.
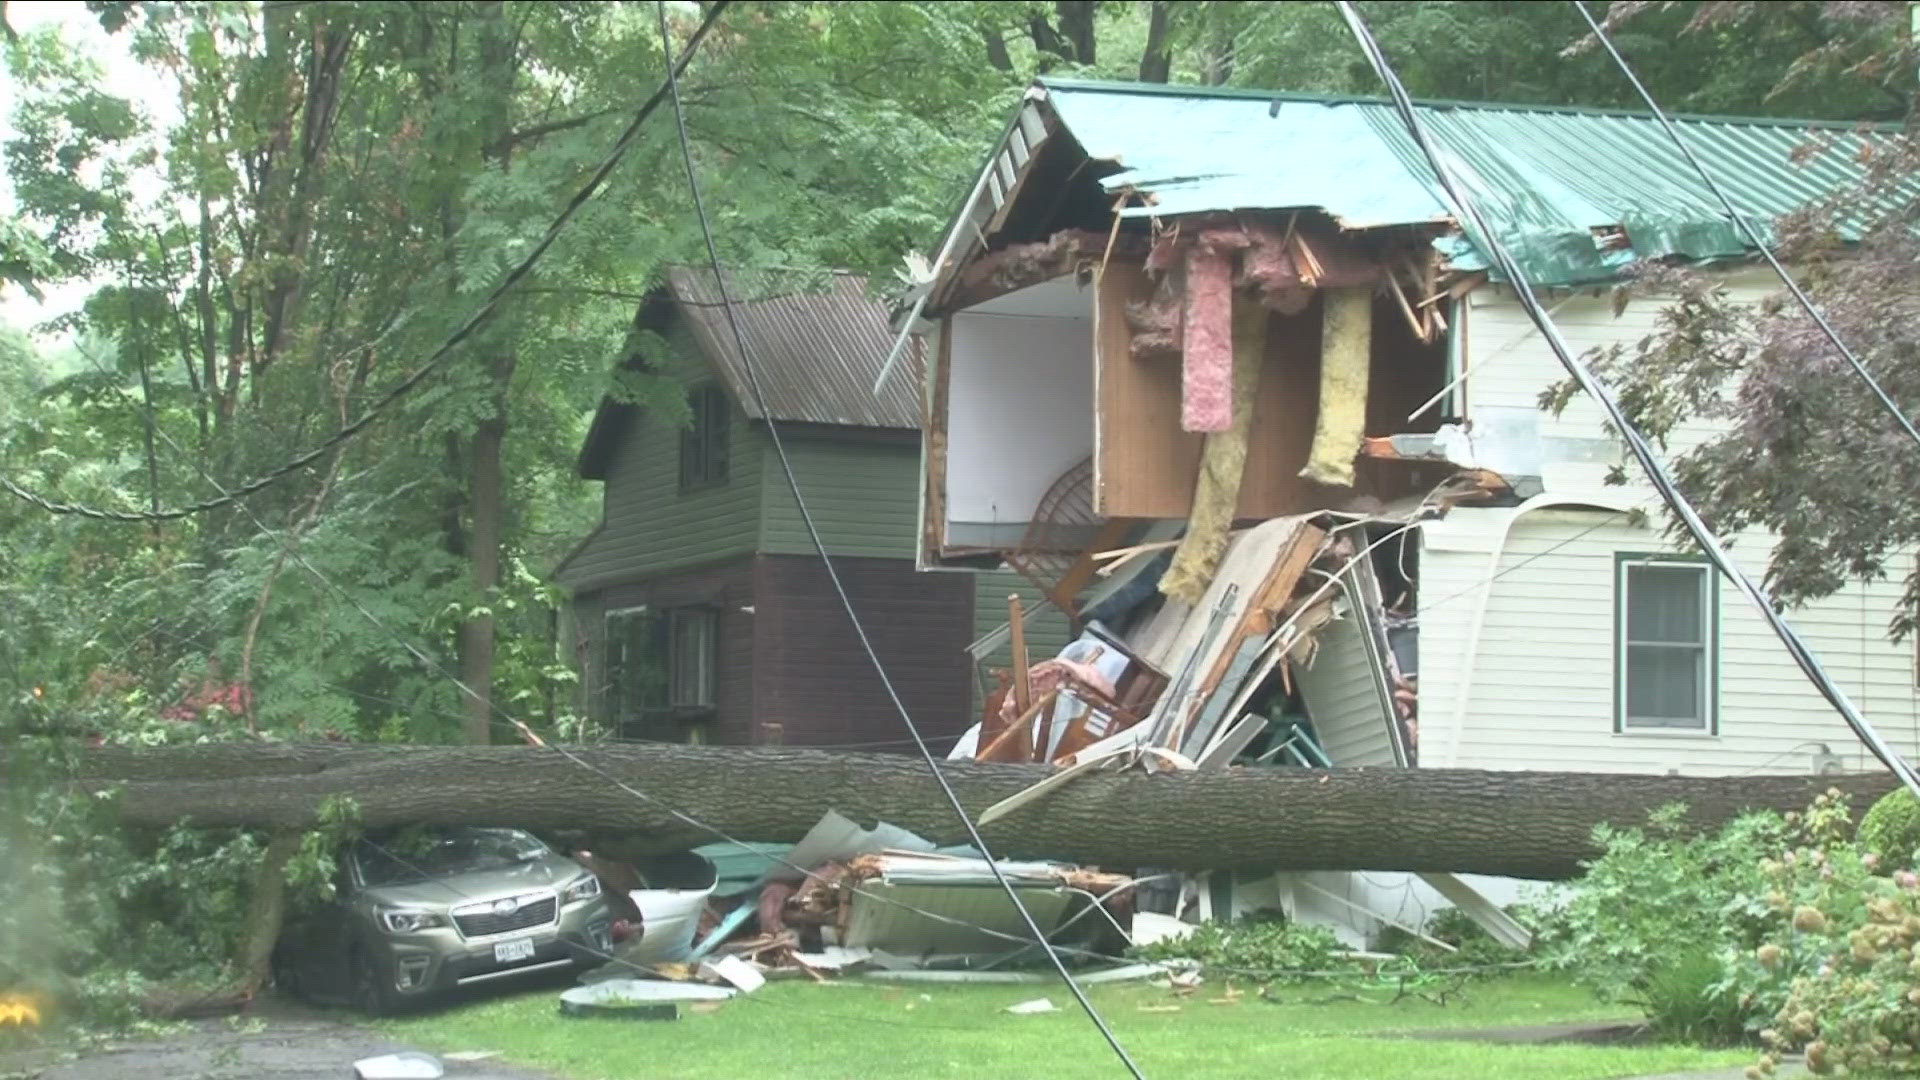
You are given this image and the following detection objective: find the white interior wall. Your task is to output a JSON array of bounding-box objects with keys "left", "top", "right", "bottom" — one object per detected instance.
[{"left": 945, "top": 279, "right": 1094, "bottom": 529}]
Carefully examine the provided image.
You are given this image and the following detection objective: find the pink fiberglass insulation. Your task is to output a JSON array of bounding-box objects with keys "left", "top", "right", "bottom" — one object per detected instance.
[{"left": 1181, "top": 241, "right": 1235, "bottom": 433}]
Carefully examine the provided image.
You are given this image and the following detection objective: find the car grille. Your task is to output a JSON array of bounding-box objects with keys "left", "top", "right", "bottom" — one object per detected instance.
[{"left": 453, "top": 895, "right": 556, "bottom": 938}]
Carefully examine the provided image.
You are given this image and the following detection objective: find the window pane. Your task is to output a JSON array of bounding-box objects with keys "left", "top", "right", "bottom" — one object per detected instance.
[
  {"left": 670, "top": 610, "right": 715, "bottom": 707},
  {"left": 1627, "top": 645, "right": 1703, "bottom": 726},
  {"left": 1627, "top": 564, "right": 1705, "bottom": 644}
]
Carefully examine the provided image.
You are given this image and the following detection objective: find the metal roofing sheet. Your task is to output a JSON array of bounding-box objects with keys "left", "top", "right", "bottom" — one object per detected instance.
[
  {"left": 1039, "top": 79, "right": 1888, "bottom": 286},
  {"left": 666, "top": 267, "right": 920, "bottom": 430}
]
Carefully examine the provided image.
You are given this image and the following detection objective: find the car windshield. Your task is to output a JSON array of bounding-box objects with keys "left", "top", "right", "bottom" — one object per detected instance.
[{"left": 353, "top": 827, "right": 549, "bottom": 887}]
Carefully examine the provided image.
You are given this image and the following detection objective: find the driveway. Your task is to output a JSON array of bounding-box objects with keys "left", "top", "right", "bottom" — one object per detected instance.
[{"left": 3, "top": 996, "right": 550, "bottom": 1080}]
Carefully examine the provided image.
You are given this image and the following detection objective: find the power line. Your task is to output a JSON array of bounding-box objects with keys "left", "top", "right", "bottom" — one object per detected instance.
[
  {"left": 648, "top": 4, "right": 1145, "bottom": 1076},
  {"left": 1332, "top": 0, "right": 1920, "bottom": 798},
  {"left": 0, "top": 0, "right": 733, "bottom": 524},
  {"left": 1569, "top": 0, "right": 1920, "bottom": 451}
]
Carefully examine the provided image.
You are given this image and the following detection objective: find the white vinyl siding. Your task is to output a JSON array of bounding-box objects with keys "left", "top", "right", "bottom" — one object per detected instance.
[
  {"left": 1296, "top": 606, "right": 1398, "bottom": 767},
  {"left": 1419, "top": 508, "right": 1920, "bottom": 776}
]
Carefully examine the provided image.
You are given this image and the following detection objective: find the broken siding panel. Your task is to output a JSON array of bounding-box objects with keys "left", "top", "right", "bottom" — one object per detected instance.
[
  {"left": 1296, "top": 608, "right": 1397, "bottom": 767},
  {"left": 759, "top": 437, "right": 920, "bottom": 559},
  {"left": 1424, "top": 507, "right": 1920, "bottom": 776},
  {"left": 561, "top": 389, "right": 764, "bottom": 591}
]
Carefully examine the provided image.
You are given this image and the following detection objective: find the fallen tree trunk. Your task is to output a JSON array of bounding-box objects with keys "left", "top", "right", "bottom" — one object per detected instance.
[{"left": 64, "top": 743, "right": 1896, "bottom": 880}]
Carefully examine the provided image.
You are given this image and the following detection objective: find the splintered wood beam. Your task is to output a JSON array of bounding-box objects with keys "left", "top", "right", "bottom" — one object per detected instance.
[
  {"left": 1008, "top": 594, "right": 1033, "bottom": 717},
  {"left": 977, "top": 688, "right": 1059, "bottom": 763},
  {"left": 1049, "top": 517, "right": 1140, "bottom": 617}
]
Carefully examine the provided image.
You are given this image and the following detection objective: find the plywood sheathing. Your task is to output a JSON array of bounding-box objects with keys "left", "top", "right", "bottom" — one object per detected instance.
[
  {"left": 1299, "top": 285, "right": 1373, "bottom": 489},
  {"left": 1160, "top": 295, "right": 1268, "bottom": 603},
  {"left": 1094, "top": 262, "right": 1320, "bottom": 520}
]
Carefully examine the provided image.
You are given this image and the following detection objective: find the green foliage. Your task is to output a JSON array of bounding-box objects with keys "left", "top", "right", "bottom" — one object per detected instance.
[
  {"left": 286, "top": 796, "right": 360, "bottom": 903},
  {"left": 1133, "top": 914, "right": 1347, "bottom": 977},
  {"left": 1857, "top": 788, "right": 1920, "bottom": 869},
  {"left": 1541, "top": 803, "right": 1787, "bottom": 1040}
]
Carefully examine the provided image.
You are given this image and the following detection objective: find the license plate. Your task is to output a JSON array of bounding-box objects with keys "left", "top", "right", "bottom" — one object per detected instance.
[{"left": 493, "top": 938, "right": 536, "bottom": 964}]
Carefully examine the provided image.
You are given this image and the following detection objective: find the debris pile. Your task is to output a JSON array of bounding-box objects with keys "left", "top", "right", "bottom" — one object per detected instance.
[{"left": 569, "top": 811, "right": 1146, "bottom": 999}]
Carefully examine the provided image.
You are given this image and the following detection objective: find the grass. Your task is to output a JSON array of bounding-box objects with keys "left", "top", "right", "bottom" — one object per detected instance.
[{"left": 382, "top": 974, "right": 1753, "bottom": 1080}]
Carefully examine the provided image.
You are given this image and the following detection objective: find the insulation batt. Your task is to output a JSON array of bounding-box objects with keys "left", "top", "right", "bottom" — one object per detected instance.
[{"left": 1179, "top": 231, "right": 1248, "bottom": 433}]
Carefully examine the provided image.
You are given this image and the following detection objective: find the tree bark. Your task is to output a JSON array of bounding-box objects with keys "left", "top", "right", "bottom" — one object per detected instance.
[
  {"left": 69, "top": 743, "right": 1899, "bottom": 880},
  {"left": 1138, "top": 1, "right": 1171, "bottom": 83},
  {"left": 1055, "top": 1, "right": 1096, "bottom": 64},
  {"left": 457, "top": 364, "right": 512, "bottom": 745}
]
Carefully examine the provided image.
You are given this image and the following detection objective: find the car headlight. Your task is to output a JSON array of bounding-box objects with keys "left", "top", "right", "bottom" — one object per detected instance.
[
  {"left": 378, "top": 907, "right": 446, "bottom": 934},
  {"left": 562, "top": 874, "right": 602, "bottom": 904}
]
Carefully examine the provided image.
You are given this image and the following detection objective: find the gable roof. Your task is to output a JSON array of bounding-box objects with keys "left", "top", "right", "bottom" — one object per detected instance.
[
  {"left": 667, "top": 267, "right": 919, "bottom": 430},
  {"left": 576, "top": 269, "right": 918, "bottom": 480},
  {"left": 935, "top": 77, "right": 1888, "bottom": 291}
]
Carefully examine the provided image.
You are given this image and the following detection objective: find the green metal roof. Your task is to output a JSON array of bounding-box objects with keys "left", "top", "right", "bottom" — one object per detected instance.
[{"left": 1038, "top": 78, "right": 1889, "bottom": 286}]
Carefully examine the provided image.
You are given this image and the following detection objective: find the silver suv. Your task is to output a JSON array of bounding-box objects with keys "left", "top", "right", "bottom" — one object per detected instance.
[{"left": 273, "top": 827, "right": 613, "bottom": 1014}]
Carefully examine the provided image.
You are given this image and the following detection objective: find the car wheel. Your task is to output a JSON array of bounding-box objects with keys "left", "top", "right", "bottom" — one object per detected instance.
[{"left": 350, "top": 949, "right": 402, "bottom": 1017}]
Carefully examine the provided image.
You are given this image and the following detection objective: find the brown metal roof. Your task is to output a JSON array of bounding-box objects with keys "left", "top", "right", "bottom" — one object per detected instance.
[{"left": 665, "top": 267, "right": 920, "bottom": 431}]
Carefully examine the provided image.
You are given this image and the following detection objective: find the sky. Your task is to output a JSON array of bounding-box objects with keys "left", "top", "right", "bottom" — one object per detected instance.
[{"left": 1, "top": 0, "right": 176, "bottom": 338}]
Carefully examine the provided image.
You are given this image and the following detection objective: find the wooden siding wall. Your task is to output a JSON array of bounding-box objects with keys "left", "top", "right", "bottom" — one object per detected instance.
[
  {"left": 754, "top": 554, "right": 976, "bottom": 749},
  {"left": 558, "top": 327, "right": 764, "bottom": 592},
  {"left": 572, "top": 557, "right": 758, "bottom": 744},
  {"left": 760, "top": 436, "right": 921, "bottom": 558}
]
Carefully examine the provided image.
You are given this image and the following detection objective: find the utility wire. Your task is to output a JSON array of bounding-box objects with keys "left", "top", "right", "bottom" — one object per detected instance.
[
  {"left": 649, "top": 5, "right": 1145, "bottom": 1077},
  {"left": 0, "top": 0, "right": 732, "bottom": 524},
  {"left": 1570, "top": 0, "right": 1920, "bottom": 451},
  {"left": 1333, "top": 0, "right": 1920, "bottom": 798}
]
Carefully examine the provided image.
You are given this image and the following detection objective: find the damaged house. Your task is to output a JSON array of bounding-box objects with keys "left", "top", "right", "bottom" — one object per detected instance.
[
  {"left": 555, "top": 268, "right": 1067, "bottom": 749},
  {"left": 899, "top": 78, "right": 1920, "bottom": 940}
]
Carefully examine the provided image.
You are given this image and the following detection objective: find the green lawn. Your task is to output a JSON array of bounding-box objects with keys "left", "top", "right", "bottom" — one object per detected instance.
[{"left": 383, "top": 974, "right": 1752, "bottom": 1080}]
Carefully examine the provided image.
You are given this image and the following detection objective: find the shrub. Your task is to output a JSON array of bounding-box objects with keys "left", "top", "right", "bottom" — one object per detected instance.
[
  {"left": 1545, "top": 803, "right": 1787, "bottom": 1007},
  {"left": 1856, "top": 788, "right": 1920, "bottom": 869}
]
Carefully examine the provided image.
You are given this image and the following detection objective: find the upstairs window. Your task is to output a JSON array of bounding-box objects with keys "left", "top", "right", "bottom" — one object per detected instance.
[
  {"left": 679, "top": 383, "right": 730, "bottom": 492},
  {"left": 1616, "top": 556, "right": 1717, "bottom": 733}
]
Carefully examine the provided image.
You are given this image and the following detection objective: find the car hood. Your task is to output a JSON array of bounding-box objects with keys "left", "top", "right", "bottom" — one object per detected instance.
[{"left": 362, "top": 856, "right": 584, "bottom": 910}]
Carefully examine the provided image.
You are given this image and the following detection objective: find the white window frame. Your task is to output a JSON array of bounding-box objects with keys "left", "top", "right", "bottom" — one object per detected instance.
[{"left": 1615, "top": 555, "right": 1718, "bottom": 735}]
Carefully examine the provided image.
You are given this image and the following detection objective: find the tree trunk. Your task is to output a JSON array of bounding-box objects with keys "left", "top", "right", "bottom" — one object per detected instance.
[
  {"left": 457, "top": 371, "right": 511, "bottom": 745},
  {"left": 1138, "top": 1, "right": 1171, "bottom": 83},
  {"left": 69, "top": 743, "right": 1899, "bottom": 880},
  {"left": 236, "top": 831, "right": 300, "bottom": 998},
  {"left": 1055, "top": 0, "right": 1096, "bottom": 64}
]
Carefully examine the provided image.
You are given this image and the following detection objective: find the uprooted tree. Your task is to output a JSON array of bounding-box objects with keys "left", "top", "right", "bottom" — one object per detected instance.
[{"left": 66, "top": 741, "right": 1899, "bottom": 881}]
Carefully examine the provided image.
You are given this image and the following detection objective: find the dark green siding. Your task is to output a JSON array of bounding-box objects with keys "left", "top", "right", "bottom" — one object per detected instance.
[
  {"left": 558, "top": 361, "right": 763, "bottom": 592},
  {"left": 759, "top": 437, "right": 920, "bottom": 558}
]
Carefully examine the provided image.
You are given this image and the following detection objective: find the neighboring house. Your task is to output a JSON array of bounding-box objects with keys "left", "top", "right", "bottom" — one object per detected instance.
[
  {"left": 554, "top": 268, "right": 1062, "bottom": 750},
  {"left": 902, "top": 78, "right": 1919, "bottom": 936}
]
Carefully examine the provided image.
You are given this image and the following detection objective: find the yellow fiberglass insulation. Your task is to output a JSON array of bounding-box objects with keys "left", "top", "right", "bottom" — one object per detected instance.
[
  {"left": 1299, "top": 285, "right": 1372, "bottom": 489},
  {"left": 1161, "top": 296, "right": 1267, "bottom": 604}
]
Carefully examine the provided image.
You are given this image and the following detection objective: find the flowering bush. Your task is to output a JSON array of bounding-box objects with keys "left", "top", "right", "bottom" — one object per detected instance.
[{"left": 1729, "top": 789, "right": 1920, "bottom": 1076}]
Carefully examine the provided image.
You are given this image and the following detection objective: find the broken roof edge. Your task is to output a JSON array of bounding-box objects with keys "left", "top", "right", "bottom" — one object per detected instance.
[{"left": 1036, "top": 76, "right": 1903, "bottom": 133}]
